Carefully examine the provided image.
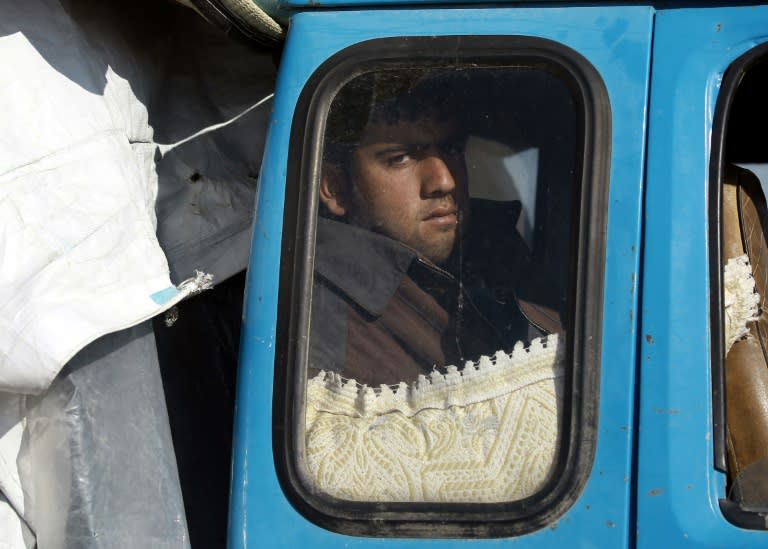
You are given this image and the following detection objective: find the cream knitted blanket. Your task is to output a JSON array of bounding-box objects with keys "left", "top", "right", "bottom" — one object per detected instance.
[{"left": 304, "top": 335, "right": 564, "bottom": 503}]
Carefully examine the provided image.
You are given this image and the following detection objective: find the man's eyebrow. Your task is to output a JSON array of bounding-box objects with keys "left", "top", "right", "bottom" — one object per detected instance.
[
  {"left": 370, "top": 144, "right": 421, "bottom": 157},
  {"left": 367, "top": 134, "right": 466, "bottom": 157}
]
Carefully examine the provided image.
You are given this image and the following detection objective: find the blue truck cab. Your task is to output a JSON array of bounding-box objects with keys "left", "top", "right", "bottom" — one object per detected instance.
[{"left": 229, "top": 2, "right": 768, "bottom": 547}]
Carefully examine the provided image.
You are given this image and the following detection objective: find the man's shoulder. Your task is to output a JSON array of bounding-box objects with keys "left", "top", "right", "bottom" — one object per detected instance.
[{"left": 314, "top": 217, "right": 416, "bottom": 316}]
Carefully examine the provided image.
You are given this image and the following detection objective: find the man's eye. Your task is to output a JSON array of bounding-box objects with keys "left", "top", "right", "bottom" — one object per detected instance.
[{"left": 386, "top": 153, "right": 411, "bottom": 166}]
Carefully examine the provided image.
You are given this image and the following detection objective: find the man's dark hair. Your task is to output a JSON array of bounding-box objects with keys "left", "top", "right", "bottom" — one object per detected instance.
[{"left": 323, "top": 69, "right": 468, "bottom": 165}]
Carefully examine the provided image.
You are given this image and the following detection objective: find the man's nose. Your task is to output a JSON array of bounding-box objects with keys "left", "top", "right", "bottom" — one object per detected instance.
[{"left": 420, "top": 154, "right": 457, "bottom": 197}]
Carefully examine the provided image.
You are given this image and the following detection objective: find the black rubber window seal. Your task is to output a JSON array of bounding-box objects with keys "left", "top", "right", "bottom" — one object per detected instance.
[
  {"left": 273, "top": 35, "right": 611, "bottom": 538},
  {"left": 709, "top": 41, "right": 768, "bottom": 530}
]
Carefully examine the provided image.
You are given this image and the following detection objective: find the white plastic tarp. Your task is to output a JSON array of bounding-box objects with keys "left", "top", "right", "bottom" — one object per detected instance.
[
  {"left": 0, "top": 0, "right": 275, "bottom": 546},
  {"left": 1, "top": 0, "right": 186, "bottom": 395}
]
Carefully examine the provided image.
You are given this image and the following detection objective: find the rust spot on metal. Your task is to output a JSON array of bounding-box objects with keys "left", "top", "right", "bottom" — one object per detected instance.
[
  {"left": 645, "top": 334, "right": 653, "bottom": 344},
  {"left": 648, "top": 488, "right": 663, "bottom": 497},
  {"left": 606, "top": 520, "right": 616, "bottom": 528}
]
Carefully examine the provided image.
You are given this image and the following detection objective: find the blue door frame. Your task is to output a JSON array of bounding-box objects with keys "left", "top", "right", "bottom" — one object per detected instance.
[
  {"left": 231, "top": 5, "right": 652, "bottom": 547},
  {"left": 637, "top": 6, "right": 768, "bottom": 548},
  {"left": 231, "top": 5, "right": 768, "bottom": 547}
]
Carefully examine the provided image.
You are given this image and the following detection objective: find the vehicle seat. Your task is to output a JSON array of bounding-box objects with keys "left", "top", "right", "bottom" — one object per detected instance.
[{"left": 722, "top": 164, "right": 768, "bottom": 505}]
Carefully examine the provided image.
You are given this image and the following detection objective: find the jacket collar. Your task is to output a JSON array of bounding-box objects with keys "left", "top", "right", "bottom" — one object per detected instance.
[{"left": 314, "top": 217, "right": 417, "bottom": 316}]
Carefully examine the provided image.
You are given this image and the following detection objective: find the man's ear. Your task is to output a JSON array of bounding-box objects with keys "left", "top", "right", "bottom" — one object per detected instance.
[{"left": 319, "top": 164, "right": 348, "bottom": 217}]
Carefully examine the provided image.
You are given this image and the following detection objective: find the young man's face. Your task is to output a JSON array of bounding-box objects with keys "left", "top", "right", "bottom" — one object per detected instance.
[{"left": 324, "top": 115, "right": 469, "bottom": 265}]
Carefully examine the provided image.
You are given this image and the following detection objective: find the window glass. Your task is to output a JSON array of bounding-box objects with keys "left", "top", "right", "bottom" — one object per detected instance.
[
  {"left": 276, "top": 37, "right": 609, "bottom": 536},
  {"left": 717, "top": 51, "right": 768, "bottom": 519},
  {"left": 303, "top": 66, "right": 576, "bottom": 504}
]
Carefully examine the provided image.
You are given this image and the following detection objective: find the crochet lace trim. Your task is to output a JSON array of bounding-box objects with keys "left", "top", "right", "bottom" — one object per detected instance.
[{"left": 308, "top": 334, "right": 564, "bottom": 418}]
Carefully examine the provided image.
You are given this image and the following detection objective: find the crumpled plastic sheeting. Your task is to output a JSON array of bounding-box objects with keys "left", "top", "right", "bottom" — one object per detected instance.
[
  {"left": 1, "top": 0, "right": 177, "bottom": 396},
  {"left": 0, "top": 0, "right": 273, "bottom": 394},
  {"left": 0, "top": 393, "right": 26, "bottom": 527},
  {"left": 0, "top": 491, "right": 34, "bottom": 549},
  {"left": 151, "top": 14, "right": 274, "bottom": 284},
  {"left": 18, "top": 323, "right": 189, "bottom": 549},
  {"left": 0, "top": 0, "right": 275, "bottom": 546}
]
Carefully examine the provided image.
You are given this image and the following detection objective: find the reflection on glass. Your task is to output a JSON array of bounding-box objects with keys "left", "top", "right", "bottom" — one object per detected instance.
[{"left": 303, "top": 68, "right": 577, "bottom": 503}]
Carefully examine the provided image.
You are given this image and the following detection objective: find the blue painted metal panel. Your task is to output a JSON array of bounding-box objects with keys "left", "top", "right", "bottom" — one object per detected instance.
[
  {"left": 231, "top": 5, "right": 652, "bottom": 547},
  {"left": 637, "top": 6, "right": 768, "bottom": 548},
  {"left": 276, "top": 0, "right": 621, "bottom": 9}
]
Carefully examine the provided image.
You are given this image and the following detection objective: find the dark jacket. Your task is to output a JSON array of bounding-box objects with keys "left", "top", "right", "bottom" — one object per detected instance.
[{"left": 309, "top": 205, "right": 558, "bottom": 386}]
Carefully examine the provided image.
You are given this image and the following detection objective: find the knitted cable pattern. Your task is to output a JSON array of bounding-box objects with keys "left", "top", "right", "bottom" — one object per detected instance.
[{"left": 304, "top": 334, "right": 564, "bottom": 502}]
